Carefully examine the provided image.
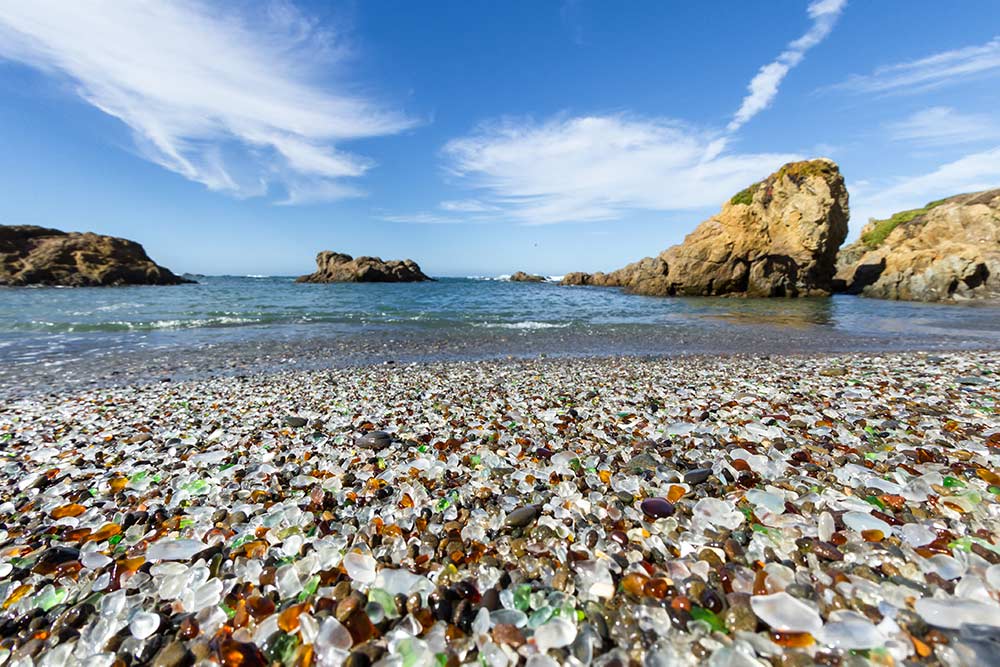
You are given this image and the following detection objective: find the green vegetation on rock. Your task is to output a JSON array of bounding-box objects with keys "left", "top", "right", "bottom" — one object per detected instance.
[
  {"left": 730, "top": 183, "right": 758, "bottom": 206},
  {"left": 776, "top": 160, "right": 837, "bottom": 183},
  {"left": 861, "top": 197, "right": 949, "bottom": 249}
]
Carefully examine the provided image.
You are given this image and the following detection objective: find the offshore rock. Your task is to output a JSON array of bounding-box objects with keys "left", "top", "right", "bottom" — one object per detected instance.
[
  {"left": 509, "top": 271, "right": 546, "bottom": 282},
  {"left": 296, "top": 251, "right": 431, "bottom": 283},
  {"left": 561, "top": 159, "right": 849, "bottom": 297}
]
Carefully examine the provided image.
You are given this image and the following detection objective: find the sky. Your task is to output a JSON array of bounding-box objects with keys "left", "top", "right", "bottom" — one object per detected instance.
[{"left": 0, "top": 1, "right": 998, "bottom": 277}]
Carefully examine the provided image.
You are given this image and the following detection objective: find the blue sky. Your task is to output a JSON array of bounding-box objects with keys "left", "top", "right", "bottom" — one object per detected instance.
[{"left": 1, "top": 1, "right": 998, "bottom": 277}]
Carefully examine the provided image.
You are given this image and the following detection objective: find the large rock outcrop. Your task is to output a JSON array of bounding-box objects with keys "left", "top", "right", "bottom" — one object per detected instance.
[
  {"left": 509, "top": 271, "right": 545, "bottom": 283},
  {"left": 296, "top": 251, "right": 431, "bottom": 283},
  {"left": 0, "top": 225, "right": 192, "bottom": 287},
  {"left": 834, "top": 189, "right": 1000, "bottom": 301},
  {"left": 560, "top": 159, "right": 849, "bottom": 297}
]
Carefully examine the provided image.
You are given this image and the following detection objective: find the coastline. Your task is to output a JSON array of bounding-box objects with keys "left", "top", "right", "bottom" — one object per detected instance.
[{"left": 1, "top": 350, "right": 997, "bottom": 664}]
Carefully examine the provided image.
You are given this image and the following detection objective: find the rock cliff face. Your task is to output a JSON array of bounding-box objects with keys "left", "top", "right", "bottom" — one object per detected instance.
[
  {"left": 561, "top": 159, "right": 849, "bottom": 297},
  {"left": 834, "top": 189, "right": 1000, "bottom": 301},
  {"left": 296, "top": 251, "right": 431, "bottom": 283},
  {"left": 0, "top": 225, "right": 192, "bottom": 287},
  {"left": 509, "top": 271, "right": 545, "bottom": 283}
]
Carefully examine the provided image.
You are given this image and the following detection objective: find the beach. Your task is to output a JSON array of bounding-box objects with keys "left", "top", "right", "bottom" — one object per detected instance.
[{"left": 1, "top": 349, "right": 998, "bottom": 665}]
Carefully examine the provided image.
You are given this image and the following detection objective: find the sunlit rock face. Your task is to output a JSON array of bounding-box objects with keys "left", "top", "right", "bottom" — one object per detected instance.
[
  {"left": 562, "top": 159, "right": 850, "bottom": 297},
  {"left": 835, "top": 188, "right": 1000, "bottom": 301}
]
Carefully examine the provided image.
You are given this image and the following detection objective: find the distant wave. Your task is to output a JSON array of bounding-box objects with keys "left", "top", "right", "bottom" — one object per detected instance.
[
  {"left": 467, "top": 274, "right": 562, "bottom": 283},
  {"left": 475, "top": 321, "right": 571, "bottom": 330}
]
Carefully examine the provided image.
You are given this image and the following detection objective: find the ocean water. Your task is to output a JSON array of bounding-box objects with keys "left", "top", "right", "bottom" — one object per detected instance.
[{"left": 1, "top": 276, "right": 998, "bottom": 393}]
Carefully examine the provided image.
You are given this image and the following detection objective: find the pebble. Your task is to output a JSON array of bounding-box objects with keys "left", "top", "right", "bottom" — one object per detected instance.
[
  {"left": 506, "top": 505, "right": 540, "bottom": 528},
  {"left": 640, "top": 497, "right": 675, "bottom": 519},
  {"left": 915, "top": 598, "right": 1000, "bottom": 629},
  {"left": 750, "top": 592, "right": 823, "bottom": 634}
]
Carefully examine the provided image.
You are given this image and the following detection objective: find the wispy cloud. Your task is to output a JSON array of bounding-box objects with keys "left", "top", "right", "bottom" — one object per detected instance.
[
  {"left": 887, "top": 106, "right": 1000, "bottom": 146},
  {"left": 0, "top": 0, "right": 415, "bottom": 203},
  {"left": 435, "top": 114, "right": 799, "bottom": 224},
  {"left": 382, "top": 1, "right": 840, "bottom": 226},
  {"left": 727, "top": 0, "right": 847, "bottom": 132},
  {"left": 832, "top": 36, "right": 1000, "bottom": 95},
  {"left": 851, "top": 146, "right": 1000, "bottom": 224}
]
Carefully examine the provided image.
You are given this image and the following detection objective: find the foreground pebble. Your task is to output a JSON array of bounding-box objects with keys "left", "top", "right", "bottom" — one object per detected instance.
[{"left": 0, "top": 350, "right": 998, "bottom": 665}]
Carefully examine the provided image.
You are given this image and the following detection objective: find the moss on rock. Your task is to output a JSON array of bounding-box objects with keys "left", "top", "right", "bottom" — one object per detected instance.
[{"left": 861, "top": 197, "right": 949, "bottom": 249}]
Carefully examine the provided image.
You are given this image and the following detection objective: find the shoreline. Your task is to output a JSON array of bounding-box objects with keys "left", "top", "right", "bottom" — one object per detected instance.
[
  {"left": 2, "top": 321, "right": 999, "bottom": 400},
  {"left": 0, "top": 350, "right": 997, "bottom": 664}
]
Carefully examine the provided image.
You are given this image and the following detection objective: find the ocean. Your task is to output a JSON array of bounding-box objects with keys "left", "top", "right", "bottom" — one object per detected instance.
[{"left": 1, "top": 275, "right": 998, "bottom": 394}]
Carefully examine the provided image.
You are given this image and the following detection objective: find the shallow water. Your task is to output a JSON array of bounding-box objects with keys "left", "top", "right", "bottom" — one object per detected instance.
[{"left": 0, "top": 276, "right": 998, "bottom": 395}]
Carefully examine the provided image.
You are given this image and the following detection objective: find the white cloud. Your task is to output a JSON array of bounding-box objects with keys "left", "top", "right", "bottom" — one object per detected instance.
[
  {"left": 833, "top": 36, "right": 1000, "bottom": 94},
  {"left": 727, "top": 0, "right": 846, "bottom": 132},
  {"left": 379, "top": 212, "right": 471, "bottom": 225},
  {"left": 887, "top": 106, "right": 1000, "bottom": 146},
  {"left": 0, "top": 0, "right": 414, "bottom": 202},
  {"left": 436, "top": 114, "right": 799, "bottom": 224},
  {"left": 439, "top": 199, "right": 500, "bottom": 213},
  {"left": 851, "top": 146, "right": 1000, "bottom": 225}
]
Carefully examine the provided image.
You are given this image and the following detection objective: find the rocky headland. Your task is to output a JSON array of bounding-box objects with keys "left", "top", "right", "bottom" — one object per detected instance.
[
  {"left": 834, "top": 189, "right": 1000, "bottom": 301},
  {"left": 296, "top": 251, "right": 431, "bottom": 283},
  {"left": 0, "top": 225, "right": 192, "bottom": 287},
  {"left": 562, "top": 159, "right": 849, "bottom": 297}
]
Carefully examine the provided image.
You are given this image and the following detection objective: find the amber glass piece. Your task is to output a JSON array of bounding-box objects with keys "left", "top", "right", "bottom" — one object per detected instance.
[
  {"left": 85, "top": 523, "right": 122, "bottom": 544},
  {"left": 976, "top": 468, "right": 1000, "bottom": 485},
  {"left": 246, "top": 595, "right": 276, "bottom": 620},
  {"left": 399, "top": 493, "right": 414, "bottom": 509},
  {"left": 770, "top": 631, "right": 815, "bottom": 648},
  {"left": 64, "top": 527, "right": 92, "bottom": 542},
  {"left": 217, "top": 636, "right": 268, "bottom": 667},
  {"left": 598, "top": 470, "right": 612, "bottom": 485},
  {"left": 909, "top": 633, "right": 932, "bottom": 658},
  {"left": 50, "top": 503, "right": 87, "bottom": 519},
  {"left": 277, "top": 602, "right": 306, "bottom": 633},
  {"left": 179, "top": 616, "right": 201, "bottom": 639},
  {"left": 643, "top": 578, "right": 669, "bottom": 599},
  {"left": 232, "top": 600, "right": 250, "bottom": 629},
  {"left": 414, "top": 608, "right": 434, "bottom": 631},
  {"left": 667, "top": 485, "right": 686, "bottom": 503},
  {"left": 670, "top": 595, "right": 691, "bottom": 612},
  {"left": 621, "top": 573, "right": 649, "bottom": 597},
  {"left": 294, "top": 645, "right": 314, "bottom": 667},
  {"left": 2, "top": 584, "right": 31, "bottom": 609},
  {"left": 861, "top": 529, "right": 884, "bottom": 542},
  {"left": 240, "top": 540, "right": 268, "bottom": 560},
  {"left": 54, "top": 560, "right": 83, "bottom": 579},
  {"left": 342, "top": 607, "right": 377, "bottom": 645},
  {"left": 109, "top": 476, "right": 128, "bottom": 494},
  {"left": 753, "top": 569, "right": 769, "bottom": 596},
  {"left": 731, "top": 459, "right": 750, "bottom": 472}
]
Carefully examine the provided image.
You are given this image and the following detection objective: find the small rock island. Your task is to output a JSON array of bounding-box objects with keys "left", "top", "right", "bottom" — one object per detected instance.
[
  {"left": 0, "top": 225, "right": 192, "bottom": 287},
  {"left": 509, "top": 271, "right": 546, "bottom": 283},
  {"left": 296, "top": 251, "right": 432, "bottom": 283}
]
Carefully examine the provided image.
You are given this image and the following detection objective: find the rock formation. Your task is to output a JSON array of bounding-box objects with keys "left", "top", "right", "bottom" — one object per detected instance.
[
  {"left": 0, "top": 225, "right": 192, "bottom": 287},
  {"left": 509, "top": 271, "right": 545, "bottom": 282},
  {"left": 834, "top": 189, "right": 1000, "bottom": 301},
  {"left": 561, "top": 159, "right": 849, "bottom": 297},
  {"left": 296, "top": 251, "right": 431, "bottom": 283}
]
